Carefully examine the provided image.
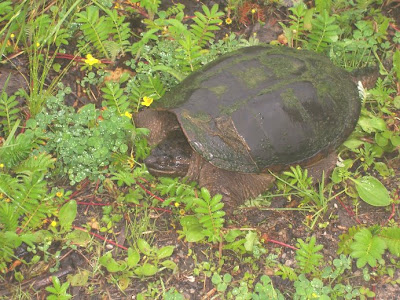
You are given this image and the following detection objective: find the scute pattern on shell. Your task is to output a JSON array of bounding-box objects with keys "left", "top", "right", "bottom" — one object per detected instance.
[{"left": 154, "top": 45, "right": 360, "bottom": 173}]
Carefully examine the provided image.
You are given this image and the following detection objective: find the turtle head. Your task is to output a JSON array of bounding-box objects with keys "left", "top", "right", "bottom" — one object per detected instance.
[{"left": 144, "top": 130, "right": 192, "bottom": 177}]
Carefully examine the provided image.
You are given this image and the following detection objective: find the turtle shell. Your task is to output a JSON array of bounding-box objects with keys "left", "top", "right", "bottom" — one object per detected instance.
[{"left": 154, "top": 45, "right": 360, "bottom": 173}]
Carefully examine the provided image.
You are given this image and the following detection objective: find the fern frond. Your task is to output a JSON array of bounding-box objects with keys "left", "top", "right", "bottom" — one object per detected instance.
[
  {"left": 0, "top": 87, "right": 20, "bottom": 136},
  {"left": 176, "top": 33, "right": 202, "bottom": 72},
  {"left": 0, "top": 130, "right": 45, "bottom": 169},
  {"left": 337, "top": 226, "right": 360, "bottom": 255},
  {"left": 295, "top": 236, "right": 323, "bottom": 274},
  {"left": 0, "top": 1, "right": 13, "bottom": 19},
  {"left": 194, "top": 188, "right": 225, "bottom": 243},
  {"left": 75, "top": 6, "right": 112, "bottom": 58},
  {"left": 13, "top": 172, "right": 50, "bottom": 230},
  {"left": 190, "top": 4, "right": 224, "bottom": 47},
  {"left": 0, "top": 202, "right": 20, "bottom": 231},
  {"left": 14, "top": 152, "right": 56, "bottom": 176},
  {"left": 307, "top": 10, "right": 340, "bottom": 53},
  {"left": 380, "top": 227, "right": 400, "bottom": 257},
  {"left": 105, "top": 9, "right": 131, "bottom": 56},
  {"left": 101, "top": 81, "right": 130, "bottom": 115},
  {"left": 141, "top": 75, "right": 166, "bottom": 100},
  {"left": 0, "top": 173, "right": 18, "bottom": 198}
]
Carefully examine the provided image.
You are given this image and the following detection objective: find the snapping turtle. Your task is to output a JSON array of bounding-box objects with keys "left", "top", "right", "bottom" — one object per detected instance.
[{"left": 135, "top": 45, "right": 360, "bottom": 205}]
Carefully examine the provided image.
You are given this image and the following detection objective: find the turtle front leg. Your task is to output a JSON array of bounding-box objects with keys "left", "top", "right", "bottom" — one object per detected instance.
[{"left": 194, "top": 159, "right": 275, "bottom": 209}]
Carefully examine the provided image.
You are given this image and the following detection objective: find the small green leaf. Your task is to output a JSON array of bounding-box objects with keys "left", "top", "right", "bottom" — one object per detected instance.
[
  {"left": 353, "top": 176, "right": 391, "bottom": 206},
  {"left": 134, "top": 263, "right": 158, "bottom": 276},
  {"left": 99, "top": 252, "right": 126, "bottom": 272},
  {"left": 127, "top": 248, "right": 140, "bottom": 267},
  {"left": 244, "top": 231, "right": 257, "bottom": 252},
  {"left": 358, "top": 116, "right": 387, "bottom": 133},
  {"left": 59, "top": 200, "right": 77, "bottom": 230},
  {"left": 156, "top": 245, "right": 174, "bottom": 259},
  {"left": 160, "top": 259, "right": 177, "bottom": 270},
  {"left": 137, "top": 238, "right": 153, "bottom": 256}
]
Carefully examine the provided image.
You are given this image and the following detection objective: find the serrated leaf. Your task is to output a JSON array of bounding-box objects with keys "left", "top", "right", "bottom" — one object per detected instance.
[
  {"left": 350, "top": 228, "right": 386, "bottom": 268},
  {"left": 381, "top": 227, "right": 400, "bottom": 257}
]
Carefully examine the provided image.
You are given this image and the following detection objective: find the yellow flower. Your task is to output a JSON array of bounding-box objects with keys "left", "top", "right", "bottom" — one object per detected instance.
[
  {"left": 51, "top": 221, "right": 57, "bottom": 227},
  {"left": 251, "top": 9, "right": 256, "bottom": 14},
  {"left": 0, "top": 163, "right": 4, "bottom": 168},
  {"left": 10, "top": 34, "right": 15, "bottom": 38},
  {"left": 36, "top": 42, "right": 40, "bottom": 47},
  {"left": 128, "top": 154, "right": 135, "bottom": 168},
  {"left": 179, "top": 209, "right": 185, "bottom": 215},
  {"left": 5, "top": 198, "right": 11, "bottom": 203},
  {"left": 84, "top": 54, "right": 101, "bottom": 66},
  {"left": 56, "top": 191, "right": 64, "bottom": 198},
  {"left": 225, "top": 18, "right": 232, "bottom": 25},
  {"left": 174, "top": 202, "right": 180, "bottom": 208},
  {"left": 122, "top": 111, "right": 132, "bottom": 118},
  {"left": 141, "top": 96, "right": 153, "bottom": 107}
]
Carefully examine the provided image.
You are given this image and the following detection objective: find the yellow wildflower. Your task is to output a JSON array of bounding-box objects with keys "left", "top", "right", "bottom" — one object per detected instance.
[
  {"left": 141, "top": 96, "right": 153, "bottom": 107},
  {"left": 10, "top": 34, "right": 15, "bottom": 38},
  {"left": 0, "top": 163, "right": 4, "bottom": 168},
  {"left": 123, "top": 111, "right": 132, "bottom": 118},
  {"left": 5, "top": 198, "right": 11, "bottom": 203},
  {"left": 51, "top": 221, "right": 57, "bottom": 227},
  {"left": 56, "top": 191, "right": 64, "bottom": 198},
  {"left": 174, "top": 202, "right": 180, "bottom": 208},
  {"left": 251, "top": 9, "right": 257, "bottom": 14},
  {"left": 225, "top": 18, "right": 232, "bottom": 25},
  {"left": 84, "top": 54, "right": 101, "bottom": 66},
  {"left": 36, "top": 42, "right": 40, "bottom": 47},
  {"left": 179, "top": 209, "right": 185, "bottom": 215},
  {"left": 128, "top": 154, "right": 135, "bottom": 168}
]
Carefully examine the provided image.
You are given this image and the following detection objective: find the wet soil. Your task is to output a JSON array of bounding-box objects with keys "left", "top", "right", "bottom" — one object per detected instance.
[{"left": 0, "top": 1, "right": 399, "bottom": 299}]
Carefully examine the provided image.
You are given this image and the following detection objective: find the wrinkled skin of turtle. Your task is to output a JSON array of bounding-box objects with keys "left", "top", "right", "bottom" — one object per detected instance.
[{"left": 135, "top": 45, "right": 360, "bottom": 206}]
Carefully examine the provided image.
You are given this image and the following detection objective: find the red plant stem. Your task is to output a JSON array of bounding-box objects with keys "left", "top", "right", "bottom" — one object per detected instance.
[
  {"left": 135, "top": 180, "right": 167, "bottom": 203},
  {"left": 383, "top": 202, "right": 397, "bottom": 226},
  {"left": 336, "top": 196, "right": 362, "bottom": 224},
  {"left": 76, "top": 202, "right": 110, "bottom": 206},
  {"left": 389, "top": 22, "right": 400, "bottom": 32},
  {"left": 267, "top": 239, "right": 298, "bottom": 250},
  {"left": 67, "top": 179, "right": 90, "bottom": 200},
  {"left": 73, "top": 226, "right": 128, "bottom": 250}
]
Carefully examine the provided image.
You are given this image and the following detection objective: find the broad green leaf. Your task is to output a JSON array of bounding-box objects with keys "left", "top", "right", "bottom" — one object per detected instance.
[
  {"left": 99, "top": 252, "right": 126, "bottom": 272},
  {"left": 358, "top": 116, "right": 386, "bottom": 133},
  {"left": 127, "top": 248, "right": 140, "bottom": 267},
  {"left": 160, "top": 259, "right": 177, "bottom": 270},
  {"left": 134, "top": 263, "right": 158, "bottom": 276},
  {"left": 157, "top": 245, "right": 174, "bottom": 259},
  {"left": 137, "top": 238, "right": 153, "bottom": 256},
  {"left": 59, "top": 200, "right": 77, "bottom": 231},
  {"left": 343, "top": 139, "right": 364, "bottom": 150},
  {"left": 353, "top": 176, "right": 391, "bottom": 206},
  {"left": 244, "top": 231, "right": 257, "bottom": 252}
]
